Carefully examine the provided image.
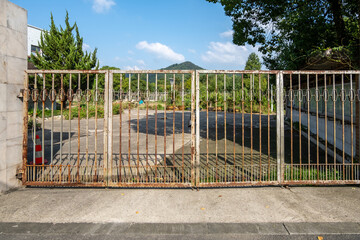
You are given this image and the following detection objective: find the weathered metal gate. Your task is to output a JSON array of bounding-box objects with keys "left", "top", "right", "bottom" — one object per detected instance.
[{"left": 22, "top": 70, "right": 360, "bottom": 187}]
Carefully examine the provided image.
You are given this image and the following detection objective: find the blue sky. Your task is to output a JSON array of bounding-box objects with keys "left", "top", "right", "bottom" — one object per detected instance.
[{"left": 11, "top": 0, "right": 262, "bottom": 70}]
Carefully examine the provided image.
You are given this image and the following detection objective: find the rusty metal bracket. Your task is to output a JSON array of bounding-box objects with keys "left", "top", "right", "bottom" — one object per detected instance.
[
  {"left": 16, "top": 168, "right": 24, "bottom": 180},
  {"left": 17, "top": 89, "right": 25, "bottom": 99}
]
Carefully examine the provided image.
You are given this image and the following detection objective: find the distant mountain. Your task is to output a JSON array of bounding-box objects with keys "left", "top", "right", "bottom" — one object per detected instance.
[
  {"left": 143, "top": 61, "right": 203, "bottom": 83},
  {"left": 161, "top": 61, "right": 204, "bottom": 70}
]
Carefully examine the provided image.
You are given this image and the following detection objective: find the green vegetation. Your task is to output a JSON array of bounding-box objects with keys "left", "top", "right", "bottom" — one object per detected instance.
[
  {"left": 27, "top": 101, "right": 166, "bottom": 125},
  {"left": 265, "top": 167, "right": 342, "bottom": 181},
  {"left": 30, "top": 11, "right": 99, "bottom": 89},
  {"left": 207, "top": 0, "right": 360, "bottom": 70},
  {"left": 245, "top": 53, "right": 261, "bottom": 70}
]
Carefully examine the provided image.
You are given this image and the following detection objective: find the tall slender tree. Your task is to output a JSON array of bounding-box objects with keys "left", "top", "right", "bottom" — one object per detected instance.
[
  {"left": 245, "top": 52, "right": 261, "bottom": 70},
  {"left": 31, "top": 11, "right": 99, "bottom": 89}
]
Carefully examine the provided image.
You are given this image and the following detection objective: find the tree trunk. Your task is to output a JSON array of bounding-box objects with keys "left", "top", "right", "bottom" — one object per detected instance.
[{"left": 328, "top": 0, "right": 348, "bottom": 45}]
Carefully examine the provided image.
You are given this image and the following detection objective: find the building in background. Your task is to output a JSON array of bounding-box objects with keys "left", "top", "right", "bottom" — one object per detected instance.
[{"left": 27, "top": 24, "right": 42, "bottom": 57}]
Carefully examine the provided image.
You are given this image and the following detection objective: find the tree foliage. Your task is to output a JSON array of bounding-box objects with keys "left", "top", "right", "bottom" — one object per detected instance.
[
  {"left": 31, "top": 11, "right": 99, "bottom": 88},
  {"left": 245, "top": 52, "right": 261, "bottom": 70},
  {"left": 207, "top": 0, "right": 360, "bottom": 70}
]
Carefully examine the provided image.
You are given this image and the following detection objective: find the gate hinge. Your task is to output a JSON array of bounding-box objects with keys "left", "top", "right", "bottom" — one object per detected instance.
[
  {"left": 17, "top": 89, "right": 25, "bottom": 99},
  {"left": 16, "top": 168, "right": 24, "bottom": 180}
]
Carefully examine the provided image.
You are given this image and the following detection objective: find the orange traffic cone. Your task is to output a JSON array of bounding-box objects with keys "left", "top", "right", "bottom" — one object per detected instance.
[{"left": 30, "top": 135, "right": 48, "bottom": 165}]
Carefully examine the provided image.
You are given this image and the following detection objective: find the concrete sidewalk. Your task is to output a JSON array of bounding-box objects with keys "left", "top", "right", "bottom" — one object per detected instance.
[
  {"left": 1, "top": 186, "right": 359, "bottom": 223},
  {"left": 0, "top": 186, "right": 359, "bottom": 238}
]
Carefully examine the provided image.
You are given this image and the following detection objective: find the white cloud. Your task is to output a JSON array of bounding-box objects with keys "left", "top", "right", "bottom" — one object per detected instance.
[
  {"left": 201, "top": 41, "right": 261, "bottom": 66},
  {"left": 136, "top": 59, "right": 145, "bottom": 65},
  {"left": 188, "top": 49, "right": 196, "bottom": 54},
  {"left": 220, "top": 30, "right": 234, "bottom": 38},
  {"left": 92, "top": 0, "right": 115, "bottom": 13},
  {"left": 82, "top": 43, "right": 91, "bottom": 52},
  {"left": 136, "top": 41, "right": 185, "bottom": 62},
  {"left": 114, "top": 56, "right": 120, "bottom": 61},
  {"left": 123, "top": 65, "right": 141, "bottom": 70}
]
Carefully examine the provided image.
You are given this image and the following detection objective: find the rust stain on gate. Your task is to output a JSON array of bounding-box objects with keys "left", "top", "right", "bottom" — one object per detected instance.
[{"left": 21, "top": 69, "right": 360, "bottom": 187}]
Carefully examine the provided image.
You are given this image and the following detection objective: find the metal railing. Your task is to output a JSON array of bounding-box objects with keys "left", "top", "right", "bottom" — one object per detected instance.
[{"left": 21, "top": 70, "right": 360, "bottom": 187}]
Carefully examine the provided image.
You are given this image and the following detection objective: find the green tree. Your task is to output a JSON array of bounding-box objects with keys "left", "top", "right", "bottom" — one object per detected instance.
[
  {"left": 207, "top": 0, "right": 360, "bottom": 70},
  {"left": 31, "top": 11, "right": 99, "bottom": 89},
  {"left": 245, "top": 53, "right": 261, "bottom": 70}
]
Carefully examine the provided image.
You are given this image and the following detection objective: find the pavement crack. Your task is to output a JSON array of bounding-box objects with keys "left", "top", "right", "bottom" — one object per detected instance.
[{"left": 282, "top": 223, "right": 291, "bottom": 235}]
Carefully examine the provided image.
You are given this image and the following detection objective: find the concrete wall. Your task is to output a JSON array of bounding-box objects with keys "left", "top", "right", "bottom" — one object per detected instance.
[
  {"left": 287, "top": 109, "right": 356, "bottom": 159},
  {"left": 0, "top": 0, "right": 27, "bottom": 192}
]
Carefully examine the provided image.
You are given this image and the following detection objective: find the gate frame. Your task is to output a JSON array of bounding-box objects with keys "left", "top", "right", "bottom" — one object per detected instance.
[
  {"left": 106, "top": 70, "right": 196, "bottom": 188},
  {"left": 195, "top": 70, "right": 282, "bottom": 187},
  {"left": 21, "top": 69, "right": 360, "bottom": 187}
]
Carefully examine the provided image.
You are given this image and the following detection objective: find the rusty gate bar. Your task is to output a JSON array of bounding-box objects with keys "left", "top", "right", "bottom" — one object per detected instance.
[
  {"left": 106, "top": 71, "right": 111, "bottom": 184},
  {"left": 195, "top": 70, "right": 200, "bottom": 187}
]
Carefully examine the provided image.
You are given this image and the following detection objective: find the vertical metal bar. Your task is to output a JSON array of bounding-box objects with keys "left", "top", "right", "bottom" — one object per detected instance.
[
  {"left": 267, "top": 74, "right": 270, "bottom": 181},
  {"left": 196, "top": 71, "right": 200, "bottom": 187},
  {"left": 136, "top": 74, "right": 140, "bottom": 183},
  {"left": 128, "top": 74, "right": 131, "bottom": 182},
  {"left": 155, "top": 74, "right": 158, "bottom": 182},
  {"left": 307, "top": 74, "right": 310, "bottom": 179},
  {"left": 85, "top": 74, "right": 89, "bottom": 180},
  {"left": 22, "top": 73, "right": 29, "bottom": 184},
  {"left": 276, "top": 72, "right": 284, "bottom": 183},
  {"left": 50, "top": 74, "right": 55, "bottom": 181},
  {"left": 146, "top": 73, "right": 149, "bottom": 183},
  {"left": 241, "top": 74, "right": 245, "bottom": 181},
  {"left": 250, "top": 74, "right": 253, "bottom": 181},
  {"left": 164, "top": 74, "right": 167, "bottom": 182},
  {"left": 41, "top": 74, "right": 46, "bottom": 175},
  {"left": 172, "top": 73, "right": 176, "bottom": 183},
  {"left": 68, "top": 74, "right": 72, "bottom": 173},
  {"left": 341, "top": 74, "right": 345, "bottom": 180},
  {"left": 76, "top": 74, "right": 80, "bottom": 182},
  {"left": 94, "top": 74, "right": 98, "bottom": 181},
  {"left": 233, "top": 74, "right": 236, "bottom": 182},
  {"left": 60, "top": 74, "right": 64, "bottom": 166},
  {"left": 105, "top": 71, "right": 111, "bottom": 185},
  {"left": 333, "top": 74, "right": 336, "bottom": 178},
  {"left": 259, "top": 73, "right": 262, "bottom": 182},
  {"left": 280, "top": 72, "right": 285, "bottom": 183},
  {"left": 182, "top": 74, "right": 185, "bottom": 183},
  {"left": 350, "top": 74, "right": 354, "bottom": 180},
  {"left": 206, "top": 74, "right": 209, "bottom": 183},
  {"left": 33, "top": 74, "right": 37, "bottom": 177},
  {"left": 290, "top": 74, "right": 293, "bottom": 181},
  {"left": 298, "top": 74, "right": 302, "bottom": 180},
  {"left": 215, "top": 74, "right": 218, "bottom": 182},
  {"left": 119, "top": 73, "right": 123, "bottom": 182},
  {"left": 191, "top": 71, "right": 195, "bottom": 187},
  {"left": 316, "top": 74, "right": 319, "bottom": 180},
  {"left": 223, "top": 74, "right": 227, "bottom": 181},
  {"left": 324, "top": 74, "right": 328, "bottom": 180}
]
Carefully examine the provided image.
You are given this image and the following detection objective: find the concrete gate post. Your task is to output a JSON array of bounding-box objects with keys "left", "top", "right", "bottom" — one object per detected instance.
[{"left": 0, "top": 0, "right": 27, "bottom": 192}]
